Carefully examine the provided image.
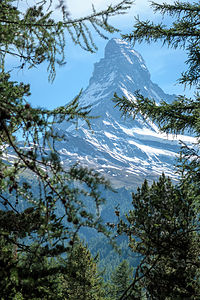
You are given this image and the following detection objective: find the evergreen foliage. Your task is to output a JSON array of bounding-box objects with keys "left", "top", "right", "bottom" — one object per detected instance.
[
  {"left": 0, "top": 0, "right": 133, "bottom": 81},
  {"left": 114, "top": 1, "right": 200, "bottom": 135},
  {"left": 122, "top": 0, "right": 200, "bottom": 87},
  {"left": 60, "top": 241, "right": 105, "bottom": 300},
  {"left": 113, "top": 1, "right": 200, "bottom": 299},
  {"left": 108, "top": 260, "right": 133, "bottom": 299},
  {"left": 117, "top": 174, "right": 200, "bottom": 299},
  {"left": 0, "top": 0, "right": 133, "bottom": 298}
]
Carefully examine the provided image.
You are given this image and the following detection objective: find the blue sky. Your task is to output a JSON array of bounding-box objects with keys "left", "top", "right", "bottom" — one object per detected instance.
[{"left": 9, "top": 0, "right": 193, "bottom": 110}]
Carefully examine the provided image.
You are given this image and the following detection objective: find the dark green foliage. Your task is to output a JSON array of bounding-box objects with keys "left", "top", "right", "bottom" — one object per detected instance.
[
  {"left": 0, "top": 237, "right": 105, "bottom": 299},
  {"left": 117, "top": 175, "right": 200, "bottom": 299},
  {"left": 0, "top": 0, "right": 133, "bottom": 298},
  {"left": 112, "top": 1, "right": 200, "bottom": 299},
  {"left": 0, "top": 236, "right": 20, "bottom": 299},
  {"left": 108, "top": 260, "right": 133, "bottom": 299},
  {"left": 59, "top": 241, "right": 105, "bottom": 300}
]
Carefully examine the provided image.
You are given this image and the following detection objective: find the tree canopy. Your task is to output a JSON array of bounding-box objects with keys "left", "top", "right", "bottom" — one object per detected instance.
[
  {"left": 114, "top": 0, "right": 200, "bottom": 136},
  {"left": 117, "top": 174, "right": 200, "bottom": 299},
  {"left": 0, "top": 0, "right": 133, "bottom": 298},
  {"left": 1, "top": 0, "right": 133, "bottom": 80},
  {"left": 113, "top": 1, "right": 200, "bottom": 299}
]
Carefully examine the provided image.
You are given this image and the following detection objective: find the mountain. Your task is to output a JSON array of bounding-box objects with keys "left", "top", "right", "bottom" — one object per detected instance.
[{"left": 55, "top": 38, "right": 195, "bottom": 189}]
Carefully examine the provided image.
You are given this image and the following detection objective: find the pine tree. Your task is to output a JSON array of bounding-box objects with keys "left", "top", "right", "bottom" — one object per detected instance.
[
  {"left": 59, "top": 241, "right": 105, "bottom": 300},
  {"left": 0, "top": 0, "right": 133, "bottom": 297},
  {"left": 112, "top": 1, "right": 200, "bottom": 299},
  {"left": 109, "top": 260, "right": 133, "bottom": 299},
  {"left": 117, "top": 174, "right": 200, "bottom": 299}
]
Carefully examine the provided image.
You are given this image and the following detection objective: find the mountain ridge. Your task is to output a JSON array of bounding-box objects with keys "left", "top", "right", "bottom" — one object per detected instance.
[{"left": 55, "top": 38, "right": 194, "bottom": 188}]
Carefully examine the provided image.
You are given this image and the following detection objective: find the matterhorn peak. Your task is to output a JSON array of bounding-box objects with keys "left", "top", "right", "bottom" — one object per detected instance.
[
  {"left": 55, "top": 38, "right": 193, "bottom": 188},
  {"left": 89, "top": 38, "right": 150, "bottom": 87},
  {"left": 80, "top": 38, "right": 173, "bottom": 107},
  {"left": 104, "top": 38, "right": 146, "bottom": 68}
]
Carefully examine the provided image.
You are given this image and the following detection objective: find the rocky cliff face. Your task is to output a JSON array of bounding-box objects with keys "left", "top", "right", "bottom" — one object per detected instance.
[{"left": 55, "top": 38, "right": 194, "bottom": 188}]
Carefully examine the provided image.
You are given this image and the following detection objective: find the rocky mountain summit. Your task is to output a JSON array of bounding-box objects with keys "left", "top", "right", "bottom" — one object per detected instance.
[{"left": 55, "top": 38, "right": 195, "bottom": 188}]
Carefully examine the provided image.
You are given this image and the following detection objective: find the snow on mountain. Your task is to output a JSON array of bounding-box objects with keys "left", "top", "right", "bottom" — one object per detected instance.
[{"left": 55, "top": 38, "right": 195, "bottom": 188}]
